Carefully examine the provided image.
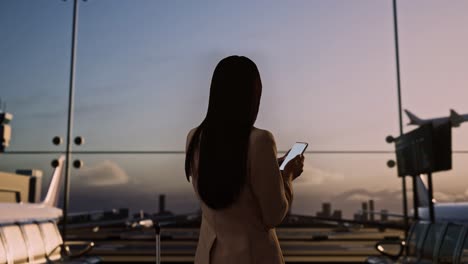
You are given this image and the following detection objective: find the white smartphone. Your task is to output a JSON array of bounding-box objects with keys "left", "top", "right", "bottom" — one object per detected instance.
[{"left": 279, "top": 142, "right": 308, "bottom": 171}]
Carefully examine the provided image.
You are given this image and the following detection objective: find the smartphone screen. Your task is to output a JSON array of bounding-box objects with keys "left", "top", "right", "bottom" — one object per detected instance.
[{"left": 279, "top": 142, "right": 308, "bottom": 170}]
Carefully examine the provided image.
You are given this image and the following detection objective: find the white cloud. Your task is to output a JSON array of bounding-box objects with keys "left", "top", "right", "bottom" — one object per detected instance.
[
  {"left": 295, "top": 165, "right": 344, "bottom": 186},
  {"left": 75, "top": 160, "right": 129, "bottom": 187},
  {"left": 433, "top": 191, "right": 455, "bottom": 202},
  {"left": 347, "top": 193, "right": 381, "bottom": 202},
  {"left": 433, "top": 190, "right": 468, "bottom": 203}
]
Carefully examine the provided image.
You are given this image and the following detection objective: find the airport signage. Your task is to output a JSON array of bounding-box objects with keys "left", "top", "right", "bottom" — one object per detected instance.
[{"left": 394, "top": 122, "right": 452, "bottom": 177}]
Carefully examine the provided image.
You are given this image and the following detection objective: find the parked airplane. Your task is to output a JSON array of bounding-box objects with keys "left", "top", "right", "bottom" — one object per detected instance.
[
  {"left": 405, "top": 109, "right": 468, "bottom": 127},
  {"left": 415, "top": 175, "right": 468, "bottom": 223},
  {"left": 0, "top": 155, "right": 65, "bottom": 223},
  {"left": 358, "top": 175, "right": 468, "bottom": 223}
]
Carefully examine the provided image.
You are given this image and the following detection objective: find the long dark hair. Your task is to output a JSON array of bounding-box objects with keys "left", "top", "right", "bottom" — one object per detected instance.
[{"left": 185, "top": 56, "right": 262, "bottom": 210}]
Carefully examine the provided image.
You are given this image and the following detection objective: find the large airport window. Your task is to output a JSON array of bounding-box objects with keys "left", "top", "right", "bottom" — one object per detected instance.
[{"left": 3, "top": 1, "right": 468, "bottom": 262}]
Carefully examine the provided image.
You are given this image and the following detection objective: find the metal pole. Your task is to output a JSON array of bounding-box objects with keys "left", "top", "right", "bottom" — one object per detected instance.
[
  {"left": 401, "top": 176, "right": 409, "bottom": 230},
  {"left": 393, "top": 3, "right": 403, "bottom": 135},
  {"left": 62, "top": 0, "right": 79, "bottom": 241},
  {"left": 427, "top": 173, "right": 435, "bottom": 222},
  {"left": 412, "top": 175, "right": 419, "bottom": 220},
  {"left": 392, "top": 0, "right": 409, "bottom": 239}
]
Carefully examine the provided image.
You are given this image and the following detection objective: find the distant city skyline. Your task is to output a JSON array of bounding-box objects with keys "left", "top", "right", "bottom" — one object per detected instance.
[{"left": 1, "top": 1, "right": 468, "bottom": 217}]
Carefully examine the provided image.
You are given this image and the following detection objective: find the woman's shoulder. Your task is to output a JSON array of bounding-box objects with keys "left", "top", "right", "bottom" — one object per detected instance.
[{"left": 250, "top": 127, "right": 276, "bottom": 144}]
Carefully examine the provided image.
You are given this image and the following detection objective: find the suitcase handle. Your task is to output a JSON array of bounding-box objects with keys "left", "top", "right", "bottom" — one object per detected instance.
[{"left": 154, "top": 221, "right": 161, "bottom": 264}]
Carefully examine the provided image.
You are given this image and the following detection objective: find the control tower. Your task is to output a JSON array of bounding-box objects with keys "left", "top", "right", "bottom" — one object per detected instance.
[{"left": 0, "top": 111, "right": 13, "bottom": 152}]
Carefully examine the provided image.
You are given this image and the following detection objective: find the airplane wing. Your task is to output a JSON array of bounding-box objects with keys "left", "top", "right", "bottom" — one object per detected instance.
[{"left": 0, "top": 203, "right": 62, "bottom": 223}]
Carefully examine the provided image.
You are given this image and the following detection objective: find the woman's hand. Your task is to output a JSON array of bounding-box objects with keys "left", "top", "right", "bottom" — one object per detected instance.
[{"left": 283, "top": 154, "right": 304, "bottom": 180}]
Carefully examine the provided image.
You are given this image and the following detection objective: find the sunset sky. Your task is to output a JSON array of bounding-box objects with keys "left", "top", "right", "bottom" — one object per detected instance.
[{"left": 1, "top": 0, "right": 468, "bottom": 217}]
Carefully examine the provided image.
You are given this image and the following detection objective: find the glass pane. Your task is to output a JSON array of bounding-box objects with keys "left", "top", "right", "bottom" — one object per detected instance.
[
  {"left": 0, "top": 1, "right": 72, "bottom": 151},
  {"left": 399, "top": 1, "right": 468, "bottom": 149},
  {"left": 430, "top": 154, "right": 468, "bottom": 205},
  {"left": 439, "top": 224, "right": 462, "bottom": 263},
  {"left": 73, "top": 0, "right": 397, "bottom": 151},
  {"left": 293, "top": 154, "right": 402, "bottom": 218},
  {"left": 68, "top": 153, "right": 401, "bottom": 219},
  {"left": 403, "top": 155, "right": 468, "bottom": 219},
  {"left": 68, "top": 154, "right": 197, "bottom": 214}
]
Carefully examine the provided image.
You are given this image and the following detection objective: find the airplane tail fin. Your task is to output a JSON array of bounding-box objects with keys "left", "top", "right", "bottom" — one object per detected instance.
[
  {"left": 405, "top": 109, "right": 423, "bottom": 125},
  {"left": 450, "top": 109, "right": 463, "bottom": 127},
  {"left": 42, "top": 155, "right": 65, "bottom": 207},
  {"left": 415, "top": 175, "right": 433, "bottom": 207}
]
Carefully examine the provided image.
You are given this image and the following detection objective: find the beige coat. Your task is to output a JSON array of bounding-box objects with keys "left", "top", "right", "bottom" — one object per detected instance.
[{"left": 186, "top": 127, "right": 293, "bottom": 264}]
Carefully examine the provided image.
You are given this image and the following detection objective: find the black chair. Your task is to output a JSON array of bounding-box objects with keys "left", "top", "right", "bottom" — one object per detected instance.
[{"left": 366, "top": 221, "right": 431, "bottom": 263}]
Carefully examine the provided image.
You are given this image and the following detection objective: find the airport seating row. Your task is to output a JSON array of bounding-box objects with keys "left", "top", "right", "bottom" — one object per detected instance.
[
  {"left": 0, "top": 220, "right": 99, "bottom": 264},
  {"left": 367, "top": 221, "right": 468, "bottom": 264}
]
